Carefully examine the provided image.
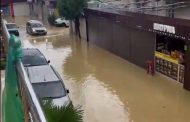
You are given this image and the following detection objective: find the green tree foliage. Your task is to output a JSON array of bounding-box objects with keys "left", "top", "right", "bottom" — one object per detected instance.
[
  {"left": 57, "top": 0, "right": 87, "bottom": 20},
  {"left": 42, "top": 100, "right": 83, "bottom": 122},
  {"left": 48, "top": 13, "right": 56, "bottom": 25}
]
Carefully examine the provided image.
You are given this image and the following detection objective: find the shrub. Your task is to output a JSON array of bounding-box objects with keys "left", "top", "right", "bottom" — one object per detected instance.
[{"left": 42, "top": 100, "right": 83, "bottom": 122}]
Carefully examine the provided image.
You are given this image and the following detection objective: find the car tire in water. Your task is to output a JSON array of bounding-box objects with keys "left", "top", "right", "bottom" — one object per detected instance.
[
  {"left": 44, "top": 32, "right": 47, "bottom": 35},
  {"left": 63, "top": 23, "right": 66, "bottom": 27}
]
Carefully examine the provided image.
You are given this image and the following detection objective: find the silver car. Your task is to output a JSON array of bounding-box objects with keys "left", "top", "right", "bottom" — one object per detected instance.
[
  {"left": 25, "top": 65, "right": 71, "bottom": 107},
  {"left": 26, "top": 20, "right": 47, "bottom": 35},
  {"left": 6, "top": 23, "right": 19, "bottom": 36},
  {"left": 22, "top": 48, "right": 71, "bottom": 107},
  {"left": 22, "top": 48, "right": 49, "bottom": 67}
]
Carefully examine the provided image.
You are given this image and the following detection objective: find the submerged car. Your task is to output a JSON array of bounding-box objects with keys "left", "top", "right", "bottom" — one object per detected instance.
[
  {"left": 26, "top": 20, "right": 47, "bottom": 35},
  {"left": 22, "top": 48, "right": 49, "bottom": 67},
  {"left": 6, "top": 23, "right": 19, "bottom": 36},
  {"left": 22, "top": 48, "right": 71, "bottom": 107},
  {"left": 26, "top": 65, "right": 71, "bottom": 107},
  {"left": 54, "top": 18, "right": 69, "bottom": 27}
]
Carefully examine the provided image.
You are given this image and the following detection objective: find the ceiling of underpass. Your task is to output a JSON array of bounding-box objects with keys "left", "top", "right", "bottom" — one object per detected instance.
[{"left": 89, "top": 0, "right": 190, "bottom": 20}]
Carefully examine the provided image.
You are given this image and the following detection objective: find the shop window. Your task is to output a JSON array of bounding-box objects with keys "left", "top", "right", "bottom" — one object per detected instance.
[{"left": 155, "top": 34, "right": 186, "bottom": 83}]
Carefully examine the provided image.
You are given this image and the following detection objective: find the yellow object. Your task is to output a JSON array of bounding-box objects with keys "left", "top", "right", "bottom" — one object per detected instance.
[{"left": 155, "top": 51, "right": 179, "bottom": 64}]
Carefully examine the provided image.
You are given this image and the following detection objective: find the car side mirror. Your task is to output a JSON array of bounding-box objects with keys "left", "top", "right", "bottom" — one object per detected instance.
[
  {"left": 66, "top": 89, "right": 69, "bottom": 94},
  {"left": 47, "top": 60, "right": 50, "bottom": 63}
]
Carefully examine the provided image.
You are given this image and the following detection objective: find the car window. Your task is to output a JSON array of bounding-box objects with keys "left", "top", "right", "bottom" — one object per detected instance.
[
  {"left": 22, "top": 49, "right": 48, "bottom": 66},
  {"left": 33, "top": 81, "right": 66, "bottom": 98},
  {"left": 6, "top": 24, "right": 17, "bottom": 29},
  {"left": 31, "top": 23, "right": 43, "bottom": 27}
]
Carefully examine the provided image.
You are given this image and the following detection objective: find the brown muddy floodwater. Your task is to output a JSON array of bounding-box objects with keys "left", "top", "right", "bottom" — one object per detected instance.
[{"left": 14, "top": 16, "right": 190, "bottom": 122}]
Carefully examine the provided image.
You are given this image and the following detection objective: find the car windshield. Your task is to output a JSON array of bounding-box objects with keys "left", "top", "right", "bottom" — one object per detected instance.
[
  {"left": 22, "top": 49, "right": 48, "bottom": 66},
  {"left": 31, "top": 23, "right": 43, "bottom": 27},
  {"left": 6, "top": 24, "right": 17, "bottom": 29},
  {"left": 33, "top": 81, "right": 66, "bottom": 98}
]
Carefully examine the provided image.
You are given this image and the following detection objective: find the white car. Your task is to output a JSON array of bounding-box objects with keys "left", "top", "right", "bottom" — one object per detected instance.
[{"left": 54, "top": 18, "right": 69, "bottom": 27}]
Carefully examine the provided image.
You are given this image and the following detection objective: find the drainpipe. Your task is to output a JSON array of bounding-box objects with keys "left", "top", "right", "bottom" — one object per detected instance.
[{"left": 10, "top": 0, "right": 15, "bottom": 18}]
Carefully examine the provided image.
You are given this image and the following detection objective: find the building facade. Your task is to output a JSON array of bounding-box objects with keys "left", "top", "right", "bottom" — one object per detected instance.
[
  {"left": 1, "top": 0, "right": 29, "bottom": 16},
  {"left": 32, "top": 0, "right": 57, "bottom": 23},
  {"left": 85, "top": 0, "right": 190, "bottom": 90}
]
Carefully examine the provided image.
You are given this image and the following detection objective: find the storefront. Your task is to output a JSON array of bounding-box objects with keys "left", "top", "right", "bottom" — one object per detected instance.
[
  {"left": 155, "top": 35, "right": 186, "bottom": 83},
  {"left": 85, "top": 8, "right": 190, "bottom": 90}
]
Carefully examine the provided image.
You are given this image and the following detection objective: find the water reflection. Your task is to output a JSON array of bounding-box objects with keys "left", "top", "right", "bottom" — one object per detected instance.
[
  {"left": 28, "top": 35, "right": 71, "bottom": 49},
  {"left": 64, "top": 40, "right": 90, "bottom": 82},
  {"left": 21, "top": 29, "right": 190, "bottom": 122},
  {"left": 25, "top": 35, "right": 131, "bottom": 122},
  {"left": 82, "top": 75, "right": 130, "bottom": 122}
]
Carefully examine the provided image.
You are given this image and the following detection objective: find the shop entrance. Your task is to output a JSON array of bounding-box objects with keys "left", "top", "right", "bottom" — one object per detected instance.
[{"left": 155, "top": 34, "right": 187, "bottom": 83}]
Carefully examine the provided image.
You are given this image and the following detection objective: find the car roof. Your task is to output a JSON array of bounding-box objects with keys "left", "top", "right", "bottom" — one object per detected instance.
[
  {"left": 23, "top": 48, "right": 43, "bottom": 56},
  {"left": 28, "top": 20, "right": 42, "bottom": 24},
  {"left": 6, "top": 23, "right": 17, "bottom": 29},
  {"left": 27, "top": 65, "right": 60, "bottom": 83}
]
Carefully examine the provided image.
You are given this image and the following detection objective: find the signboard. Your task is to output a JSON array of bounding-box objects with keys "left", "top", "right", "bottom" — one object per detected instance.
[{"left": 153, "top": 23, "right": 175, "bottom": 34}]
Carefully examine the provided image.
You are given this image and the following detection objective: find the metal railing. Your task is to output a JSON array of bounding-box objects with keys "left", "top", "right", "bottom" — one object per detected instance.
[
  {"left": 1, "top": 18, "right": 9, "bottom": 122},
  {"left": 1, "top": 18, "right": 47, "bottom": 122},
  {"left": 1, "top": 19, "right": 10, "bottom": 56},
  {"left": 2, "top": 19, "right": 10, "bottom": 39},
  {"left": 16, "top": 61, "right": 47, "bottom": 122}
]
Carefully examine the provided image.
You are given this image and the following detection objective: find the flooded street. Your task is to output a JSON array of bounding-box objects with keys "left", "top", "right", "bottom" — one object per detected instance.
[{"left": 9, "top": 17, "right": 190, "bottom": 122}]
